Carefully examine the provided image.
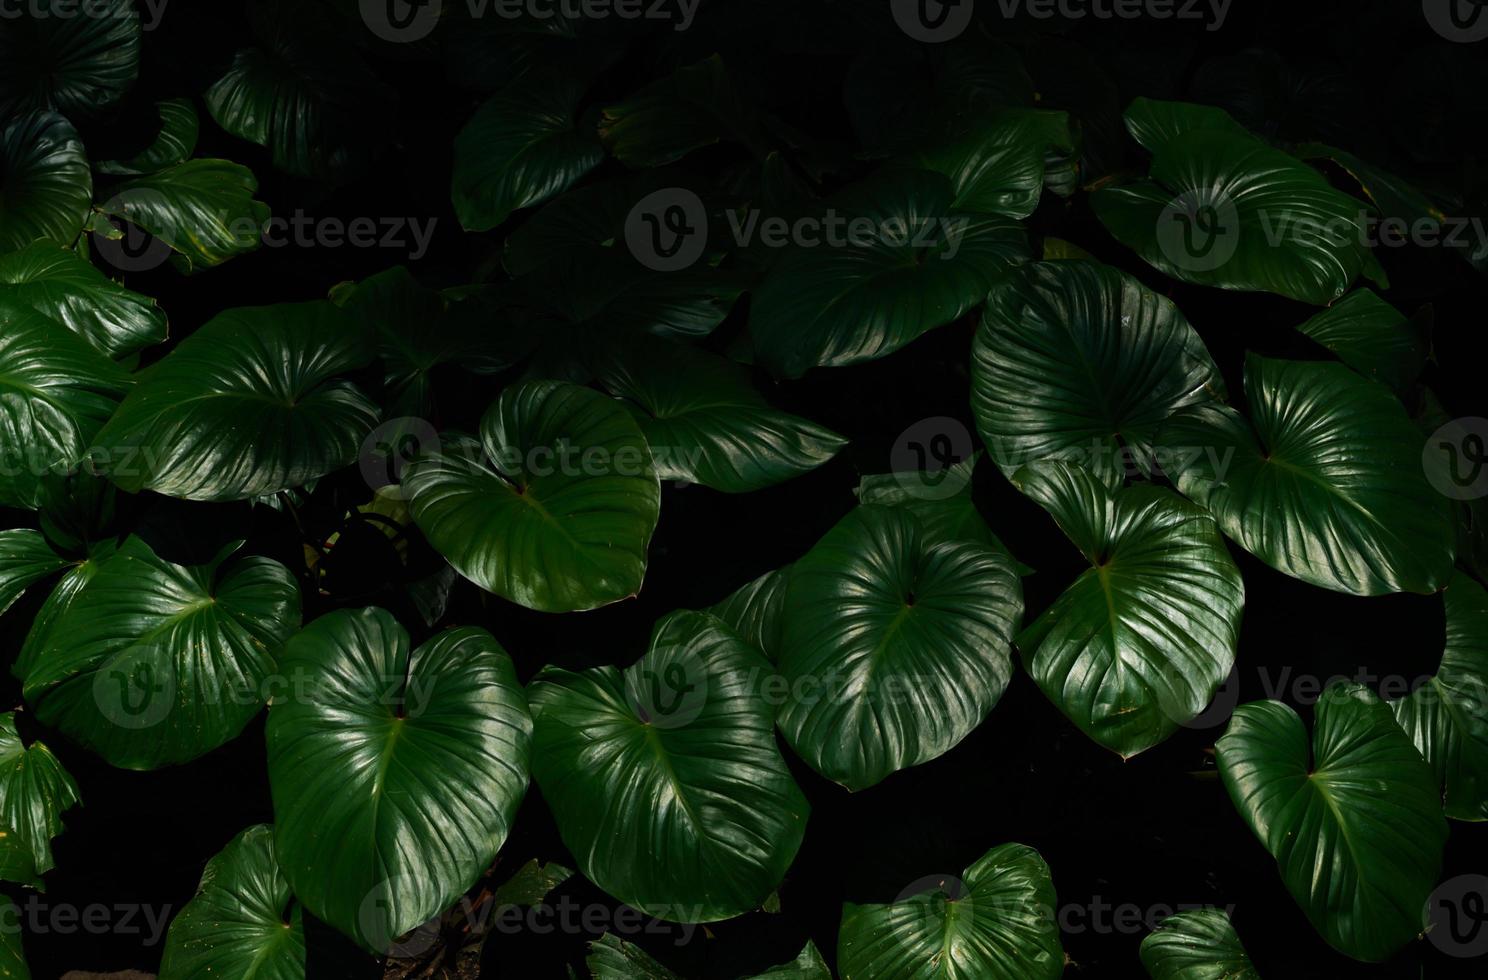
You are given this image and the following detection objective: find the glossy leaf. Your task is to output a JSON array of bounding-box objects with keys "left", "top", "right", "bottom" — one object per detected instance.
[
  {"left": 1158, "top": 355, "right": 1454, "bottom": 595},
  {"left": 95, "top": 159, "right": 269, "bottom": 272},
  {"left": 901, "top": 109, "right": 1073, "bottom": 218},
  {"left": 158, "top": 825, "right": 305, "bottom": 980},
  {"left": 94, "top": 301, "right": 378, "bottom": 501},
  {"left": 404, "top": 380, "right": 660, "bottom": 612},
  {"left": 0, "top": 0, "right": 139, "bottom": 121},
  {"left": 0, "top": 530, "right": 69, "bottom": 619},
  {"left": 599, "top": 55, "right": 763, "bottom": 168},
  {"left": 586, "top": 934, "right": 679, "bottom": 979},
  {"left": 528, "top": 611, "right": 809, "bottom": 921},
  {"left": 750, "top": 169, "right": 1028, "bottom": 378},
  {"left": 16, "top": 536, "right": 300, "bottom": 770},
  {"left": 96, "top": 98, "right": 199, "bottom": 176},
  {"left": 777, "top": 506, "right": 1023, "bottom": 790},
  {"left": 267, "top": 607, "right": 532, "bottom": 952},
  {"left": 1293, "top": 289, "right": 1425, "bottom": 393},
  {"left": 590, "top": 336, "right": 846, "bottom": 492},
  {"left": 838, "top": 842, "right": 1063, "bottom": 980},
  {"left": 1014, "top": 461, "right": 1244, "bottom": 757},
  {"left": 971, "top": 260, "right": 1225, "bottom": 490},
  {"left": 855, "top": 455, "right": 1022, "bottom": 566},
  {"left": 0, "top": 712, "right": 80, "bottom": 886},
  {"left": 1121, "top": 97, "right": 1247, "bottom": 158},
  {"left": 1389, "top": 572, "right": 1488, "bottom": 820},
  {"left": 0, "top": 112, "right": 91, "bottom": 254},
  {"left": 708, "top": 568, "right": 789, "bottom": 664},
  {"left": 1139, "top": 909, "right": 1259, "bottom": 980},
  {"left": 1216, "top": 685, "right": 1447, "bottom": 962},
  {"left": 0, "top": 243, "right": 167, "bottom": 358}
]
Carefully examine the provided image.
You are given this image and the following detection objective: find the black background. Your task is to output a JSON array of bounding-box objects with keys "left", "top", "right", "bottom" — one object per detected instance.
[{"left": 3, "top": 0, "right": 1487, "bottom": 976}]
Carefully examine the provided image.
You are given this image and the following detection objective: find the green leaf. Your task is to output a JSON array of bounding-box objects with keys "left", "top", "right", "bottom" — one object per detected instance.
[
  {"left": 750, "top": 169, "right": 1028, "bottom": 378},
  {"left": 0, "top": 111, "right": 91, "bottom": 254},
  {"left": 0, "top": 299, "right": 129, "bottom": 510},
  {"left": 267, "top": 607, "right": 532, "bottom": 952},
  {"left": 528, "top": 610, "right": 808, "bottom": 921},
  {"left": 708, "top": 568, "right": 789, "bottom": 664},
  {"left": 0, "top": 530, "right": 70, "bottom": 619},
  {"left": 0, "top": 242, "right": 167, "bottom": 358},
  {"left": 899, "top": 109, "right": 1073, "bottom": 218},
  {"left": 404, "top": 380, "right": 660, "bottom": 612},
  {"left": 0, "top": 712, "right": 80, "bottom": 887},
  {"left": 158, "top": 825, "right": 305, "bottom": 980},
  {"left": 972, "top": 260, "right": 1225, "bottom": 491},
  {"left": 586, "top": 934, "right": 679, "bottom": 980},
  {"left": 855, "top": 455, "right": 1022, "bottom": 568},
  {"left": 599, "top": 55, "right": 763, "bottom": 168},
  {"left": 503, "top": 171, "right": 694, "bottom": 277},
  {"left": 1158, "top": 355, "right": 1455, "bottom": 595},
  {"left": 1139, "top": 909, "right": 1259, "bottom": 980},
  {"left": 590, "top": 336, "right": 846, "bottom": 492},
  {"left": 749, "top": 940, "right": 833, "bottom": 980},
  {"left": 1121, "top": 97, "right": 1247, "bottom": 158},
  {"left": 777, "top": 506, "right": 1023, "bottom": 790},
  {"left": 0, "top": 895, "right": 29, "bottom": 978},
  {"left": 1292, "top": 289, "right": 1425, "bottom": 393},
  {"left": 0, "top": 0, "right": 139, "bottom": 121},
  {"left": 16, "top": 536, "right": 300, "bottom": 770},
  {"left": 95, "top": 159, "right": 270, "bottom": 272},
  {"left": 1093, "top": 121, "right": 1382, "bottom": 305},
  {"left": 1013, "top": 460, "right": 1243, "bottom": 758},
  {"left": 491, "top": 858, "right": 574, "bottom": 908},
  {"left": 452, "top": 68, "right": 604, "bottom": 232},
  {"left": 1217, "top": 685, "right": 1447, "bottom": 962},
  {"left": 94, "top": 301, "right": 378, "bottom": 501},
  {"left": 837, "top": 842, "right": 1063, "bottom": 980},
  {"left": 96, "top": 98, "right": 199, "bottom": 176},
  {"left": 1389, "top": 571, "right": 1488, "bottom": 821}
]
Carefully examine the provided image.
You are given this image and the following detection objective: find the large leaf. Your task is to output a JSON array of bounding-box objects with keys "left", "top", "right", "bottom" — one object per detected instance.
[
  {"left": 94, "top": 301, "right": 378, "bottom": 501},
  {"left": 1158, "top": 355, "right": 1455, "bottom": 595},
  {"left": 1389, "top": 571, "right": 1488, "bottom": 821},
  {"left": 0, "top": 0, "right": 139, "bottom": 121},
  {"left": 708, "top": 568, "right": 790, "bottom": 664},
  {"left": 158, "top": 824, "right": 305, "bottom": 980},
  {"left": 1013, "top": 461, "right": 1243, "bottom": 758},
  {"left": 776, "top": 506, "right": 1023, "bottom": 790},
  {"left": 1120, "top": 97, "right": 1247, "bottom": 158},
  {"left": 899, "top": 109, "right": 1073, "bottom": 218},
  {"left": 590, "top": 336, "right": 846, "bottom": 492},
  {"left": 971, "top": 260, "right": 1225, "bottom": 491},
  {"left": 1093, "top": 118, "right": 1382, "bottom": 305},
  {"left": 452, "top": 69, "right": 604, "bottom": 232},
  {"left": 837, "top": 842, "right": 1063, "bottom": 980},
  {"left": 0, "top": 111, "right": 91, "bottom": 254},
  {"left": 96, "top": 98, "right": 199, "bottom": 176},
  {"left": 586, "top": 935, "right": 831, "bottom": 980},
  {"left": 1216, "top": 685, "right": 1448, "bottom": 962},
  {"left": 598, "top": 55, "right": 763, "bottom": 168},
  {"left": 0, "top": 530, "right": 69, "bottom": 618},
  {"left": 855, "top": 455, "right": 1023, "bottom": 568},
  {"left": 16, "top": 536, "right": 300, "bottom": 770},
  {"left": 749, "top": 169, "right": 1028, "bottom": 378},
  {"left": 0, "top": 712, "right": 80, "bottom": 887},
  {"left": 1292, "top": 288, "right": 1425, "bottom": 393},
  {"left": 1139, "top": 909, "right": 1259, "bottom": 980},
  {"left": 403, "top": 380, "right": 660, "bottom": 612},
  {"left": 94, "top": 159, "right": 269, "bottom": 272},
  {"left": 528, "top": 611, "right": 808, "bottom": 921},
  {"left": 0, "top": 243, "right": 166, "bottom": 358},
  {"left": 0, "top": 299, "right": 129, "bottom": 510},
  {"left": 267, "top": 607, "right": 531, "bottom": 952}
]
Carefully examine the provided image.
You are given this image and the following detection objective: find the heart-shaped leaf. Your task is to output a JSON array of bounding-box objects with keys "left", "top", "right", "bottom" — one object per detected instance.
[
  {"left": 590, "top": 336, "right": 846, "bottom": 492},
  {"left": 528, "top": 610, "right": 809, "bottom": 921},
  {"left": 404, "top": 380, "right": 660, "bottom": 612},
  {"left": 0, "top": 712, "right": 80, "bottom": 887},
  {"left": 267, "top": 607, "right": 532, "bottom": 952},
  {"left": 159, "top": 824, "right": 305, "bottom": 980},
  {"left": 1389, "top": 571, "right": 1488, "bottom": 821},
  {"left": 95, "top": 97, "right": 199, "bottom": 176},
  {"left": 94, "top": 301, "right": 378, "bottom": 501},
  {"left": 0, "top": 111, "right": 91, "bottom": 254},
  {"left": 1158, "top": 355, "right": 1454, "bottom": 595},
  {"left": 971, "top": 260, "right": 1225, "bottom": 490},
  {"left": 1216, "top": 685, "right": 1447, "bottom": 962},
  {"left": 1014, "top": 460, "right": 1244, "bottom": 758},
  {"left": 749, "top": 169, "right": 1029, "bottom": 379},
  {"left": 1139, "top": 909, "right": 1258, "bottom": 980},
  {"left": 837, "top": 842, "right": 1063, "bottom": 980},
  {"left": 776, "top": 505, "right": 1023, "bottom": 790},
  {"left": 899, "top": 109, "right": 1073, "bottom": 218},
  {"left": 452, "top": 68, "right": 604, "bottom": 232},
  {"left": 0, "top": 0, "right": 139, "bottom": 121},
  {"left": 0, "top": 530, "right": 70, "bottom": 618},
  {"left": 0, "top": 243, "right": 166, "bottom": 358},
  {"left": 0, "top": 299, "right": 129, "bottom": 510},
  {"left": 1293, "top": 289, "right": 1426, "bottom": 393},
  {"left": 855, "top": 455, "right": 1024, "bottom": 570},
  {"left": 16, "top": 536, "right": 300, "bottom": 770},
  {"left": 95, "top": 159, "right": 269, "bottom": 272}
]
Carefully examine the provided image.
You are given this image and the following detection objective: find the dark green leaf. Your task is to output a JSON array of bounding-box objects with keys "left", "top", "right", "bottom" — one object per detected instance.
[
  {"left": 0, "top": 0, "right": 139, "bottom": 121},
  {"left": 0, "top": 530, "right": 69, "bottom": 619},
  {"left": 96, "top": 98, "right": 199, "bottom": 176},
  {"left": 900, "top": 109, "right": 1073, "bottom": 218},
  {"left": 599, "top": 55, "right": 763, "bottom": 168},
  {"left": 1140, "top": 909, "right": 1259, "bottom": 980},
  {"left": 0, "top": 243, "right": 166, "bottom": 358},
  {"left": 1292, "top": 289, "right": 1425, "bottom": 393},
  {"left": 0, "top": 712, "right": 80, "bottom": 887},
  {"left": 95, "top": 159, "right": 270, "bottom": 272},
  {"left": 0, "top": 111, "right": 91, "bottom": 254}
]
